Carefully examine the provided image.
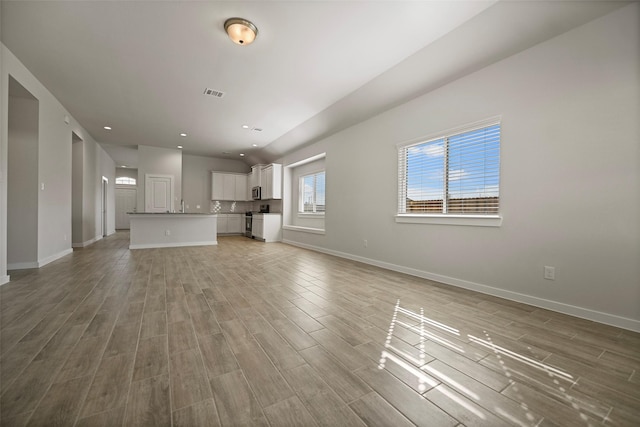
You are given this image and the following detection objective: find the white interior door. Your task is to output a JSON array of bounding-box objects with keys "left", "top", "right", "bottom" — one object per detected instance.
[
  {"left": 145, "top": 174, "right": 174, "bottom": 212},
  {"left": 115, "top": 188, "right": 137, "bottom": 229}
]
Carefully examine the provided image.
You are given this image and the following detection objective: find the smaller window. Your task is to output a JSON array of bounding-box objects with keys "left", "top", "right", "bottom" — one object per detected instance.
[
  {"left": 299, "top": 171, "right": 325, "bottom": 213},
  {"left": 115, "top": 177, "right": 136, "bottom": 185}
]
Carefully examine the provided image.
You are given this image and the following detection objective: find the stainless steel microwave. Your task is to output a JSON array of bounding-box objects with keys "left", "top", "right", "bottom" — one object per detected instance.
[{"left": 251, "top": 186, "right": 261, "bottom": 200}]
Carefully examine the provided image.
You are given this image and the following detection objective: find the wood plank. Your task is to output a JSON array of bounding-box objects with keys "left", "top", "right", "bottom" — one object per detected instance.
[
  {"left": 355, "top": 364, "right": 457, "bottom": 427},
  {"left": 198, "top": 333, "right": 239, "bottom": 379},
  {"left": 132, "top": 335, "right": 169, "bottom": 381},
  {"left": 123, "top": 374, "right": 171, "bottom": 426},
  {"left": 262, "top": 396, "right": 318, "bottom": 427},
  {"left": 298, "top": 346, "right": 371, "bottom": 403},
  {"left": 172, "top": 399, "right": 221, "bottom": 427},
  {"left": 220, "top": 319, "right": 295, "bottom": 407},
  {"left": 349, "top": 392, "right": 415, "bottom": 427},
  {"left": 25, "top": 375, "right": 93, "bottom": 427},
  {"left": 209, "top": 370, "right": 268, "bottom": 426},
  {"left": 80, "top": 353, "right": 135, "bottom": 417},
  {"left": 168, "top": 320, "right": 197, "bottom": 354}
]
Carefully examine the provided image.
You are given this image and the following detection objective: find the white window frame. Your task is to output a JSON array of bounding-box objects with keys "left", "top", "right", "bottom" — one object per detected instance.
[
  {"left": 298, "top": 170, "right": 325, "bottom": 215},
  {"left": 115, "top": 176, "right": 136, "bottom": 186},
  {"left": 396, "top": 117, "right": 502, "bottom": 227}
]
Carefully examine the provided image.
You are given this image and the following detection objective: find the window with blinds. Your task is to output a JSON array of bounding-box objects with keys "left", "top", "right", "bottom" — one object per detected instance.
[
  {"left": 398, "top": 119, "right": 500, "bottom": 216},
  {"left": 300, "top": 171, "right": 326, "bottom": 213}
]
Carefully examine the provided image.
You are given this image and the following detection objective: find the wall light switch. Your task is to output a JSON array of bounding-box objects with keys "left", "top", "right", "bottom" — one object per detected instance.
[
  {"left": 41, "top": 183, "right": 45, "bottom": 191},
  {"left": 196, "top": 205, "right": 200, "bottom": 209},
  {"left": 544, "top": 266, "right": 555, "bottom": 280}
]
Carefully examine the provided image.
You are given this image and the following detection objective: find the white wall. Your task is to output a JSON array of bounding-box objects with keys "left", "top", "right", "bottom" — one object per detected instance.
[
  {"left": 281, "top": 4, "right": 640, "bottom": 330},
  {"left": 182, "top": 154, "right": 250, "bottom": 213},
  {"left": 7, "top": 93, "right": 39, "bottom": 266},
  {"left": 1, "top": 43, "right": 116, "bottom": 271},
  {"left": 116, "top": 167, "right": 138, "bottom": 181},
  {"left": 137, "top": 145, "right": 182, "bottom": 212}
]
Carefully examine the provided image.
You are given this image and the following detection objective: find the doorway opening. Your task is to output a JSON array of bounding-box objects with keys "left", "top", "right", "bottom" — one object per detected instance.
[
  {"left": 72, "top": 133, "right": 83, "bottom": 246},
  {"left": 102, "top": 177, "right": 108, "bottom": 237},
  {"left": 7, "top": 76, "right": 39, "bottom": 270}
]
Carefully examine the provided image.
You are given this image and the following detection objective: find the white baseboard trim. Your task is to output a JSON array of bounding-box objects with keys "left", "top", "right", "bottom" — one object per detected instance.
[
  {"left": 72, "top": 235, "right": 103, "bottom": 248},
  {"left": 130, "top": 241, "right": 218, "bottom": 250},
  {"left": 283, "top": 225, "right": 325, "bottom": 235},
  {"left": 0, "top": 275, "right": 11, "bottom": 285},
  {"left": 283, "top": 239, "right": 640, "bottom": 333},
  {"left": 9, "top": 247, "right": 74, "bottom": 270},
  {"left": 7, "top": 261, "right": 39, "bottom": 270},
  {"left": 38, "top": 248, "right": 74, "bottom": 268}
]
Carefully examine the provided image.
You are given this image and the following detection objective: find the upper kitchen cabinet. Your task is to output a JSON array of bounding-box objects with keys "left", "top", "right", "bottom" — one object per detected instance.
[
  {"left": 261, "top": 164, "right": 282, "bottom": 200},
  {"left": 250, "top": 164, "right": 265, "bottom": 188},
  {"left": 211, "top": 172, "right": 248, "bottom": 201}
]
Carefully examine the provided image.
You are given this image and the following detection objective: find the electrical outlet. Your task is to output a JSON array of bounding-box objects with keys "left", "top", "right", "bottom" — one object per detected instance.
[
  {"left": 363, "top": 239, "right": 368, "bottom": 248},
  {"left": 165, "top": 230, "right": 171, "bottom": 236},
  {"left": 63, "top": 234, "right": 67, "bottom": 241},
  {"left": 544, "top": 266, "right": 555, "bottom": 280}
]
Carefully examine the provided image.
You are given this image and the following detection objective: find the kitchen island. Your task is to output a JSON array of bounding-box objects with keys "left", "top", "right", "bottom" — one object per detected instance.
[{"left": 128, "top": 213, "right": 217, "bottom": 249}]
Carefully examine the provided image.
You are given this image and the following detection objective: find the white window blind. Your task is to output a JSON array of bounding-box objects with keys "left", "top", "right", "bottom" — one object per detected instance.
[
  {"left": 299, "top": 171, "right": 325, "bottom": 213},
  {"left": 398, "top": 120, "right": 500, "bottom": 215}
]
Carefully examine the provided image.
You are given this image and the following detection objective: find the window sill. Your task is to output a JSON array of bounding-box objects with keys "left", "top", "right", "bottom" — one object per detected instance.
[
  {"left": 395, "top": 214, "right": 502, "bottom": 227},
  {"left": 297, "top": 213, "right": 325, "bottom": 218},
  {"left": 283, "top": 225, "right": 325, "bottom": 235}
]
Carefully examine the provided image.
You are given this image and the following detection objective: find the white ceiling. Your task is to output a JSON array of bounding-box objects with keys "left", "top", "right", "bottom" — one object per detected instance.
[{"left": 1, "top": 1, "right": 626, "bottom": 167}]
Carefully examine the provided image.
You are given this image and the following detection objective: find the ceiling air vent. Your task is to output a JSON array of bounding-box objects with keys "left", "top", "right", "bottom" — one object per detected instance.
[{"left": 203, "top": 88, "right": 225, "bottom": 98}]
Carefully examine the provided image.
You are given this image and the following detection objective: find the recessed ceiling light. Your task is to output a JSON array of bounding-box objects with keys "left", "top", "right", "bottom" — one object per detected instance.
[
  {"left": 179, "top": 133, "right": 187, "bottom": 137},
  {"left": 104, "top": 126, "right": 112, "bottom": 130},
  {"left": 239, "top": 153, "right": 245, "bottom": 157},
  {"left": 177, "top": 145, "right": 183, "bottom": 149},
  {"left": 252, "top": 144, "right": 258, "bottom": 147},
  {"left": 121, "top": 165, "right": 127, "bottom": 168},
  {"left": 241, "top": 125, "right": 250, "bottom": 129},
  {"left": 252, "top": 128, "right": 263, "bottom": 132}
]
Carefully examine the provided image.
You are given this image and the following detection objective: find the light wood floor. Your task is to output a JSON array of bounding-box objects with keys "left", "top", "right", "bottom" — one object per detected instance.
[{"left": 1, "top": 232, "right": 638, "bottom": 426}]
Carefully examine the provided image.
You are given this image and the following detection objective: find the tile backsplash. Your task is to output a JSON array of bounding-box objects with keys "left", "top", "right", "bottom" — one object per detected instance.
[{"left": 209, "top": 200, "right": 282, "bottom": 214}]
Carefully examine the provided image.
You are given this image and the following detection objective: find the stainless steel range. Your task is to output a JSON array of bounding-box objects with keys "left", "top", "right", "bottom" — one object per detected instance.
[{"left": 244, "top": 212, "right": 252, "bottom": 238}]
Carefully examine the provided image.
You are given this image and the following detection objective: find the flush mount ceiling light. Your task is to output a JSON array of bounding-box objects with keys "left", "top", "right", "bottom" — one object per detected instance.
[
  {"left": 224, "top": 18, "right": 258, "bottom": 46},
  {"left": 103, "top": 126, "right": 112, "bottom": 130}
]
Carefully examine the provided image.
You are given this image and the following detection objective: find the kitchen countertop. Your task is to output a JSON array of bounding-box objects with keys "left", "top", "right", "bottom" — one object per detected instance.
[{"left": 127, "top": 212, "right": 216, "bottom": 215}]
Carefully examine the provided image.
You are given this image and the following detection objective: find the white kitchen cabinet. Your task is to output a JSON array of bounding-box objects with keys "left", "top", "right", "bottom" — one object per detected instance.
[
  {"left": 227, "top": 214, "right": 242, "bottom": 233},
  {"left": 217, "top": 213, "right": 243, "bottom": 234},
  {"left": 251, "top": 213, "right": 281, "bottom": 242},
  {"left": 217, "top": 214, "right": 228, "bottom": 234},
  {"left": 212, "top": 172, "right": 250, "bottom": 201},
  {"left": 211, "top": 172, "right": 225, "bottom": 200},
  {"left": 223, "top": 174, "right": 235, "bottom": 200},
  {"left": 250, "top": 165, "right": 265, "bottom": 189},
  {"left": 235, "top": 174, "right": 247, "bottom": 201},
  {"left": 260, "top": 163, "right": 282, "bottom": 200}
]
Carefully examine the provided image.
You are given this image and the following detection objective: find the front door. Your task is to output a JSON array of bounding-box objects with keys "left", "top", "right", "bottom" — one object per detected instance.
[
  {"left": 115, "top": 187, "right": 137, "bottom": 229},
  {"left": 145, "top": 174, "right": 174, "bottom": 213}
]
